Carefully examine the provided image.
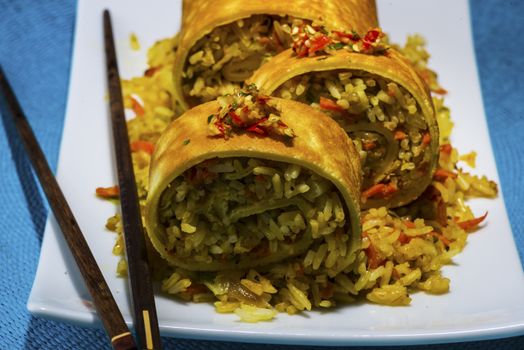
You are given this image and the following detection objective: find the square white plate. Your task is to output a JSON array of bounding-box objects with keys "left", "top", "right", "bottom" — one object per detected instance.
[{"left": 27, "top": 0, "right": 524, "bottom": 346}]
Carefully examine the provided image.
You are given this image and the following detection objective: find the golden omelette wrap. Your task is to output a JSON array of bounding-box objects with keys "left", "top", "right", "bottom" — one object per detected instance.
[
  {"left": 174, "top": 0, "right": 378, "bottom": 111},
  {"left": 247, "top": 47, "right": 439, "bottom": 209},
  {"left": 145, "top": 94, "right": 362, "bottom": 274}
]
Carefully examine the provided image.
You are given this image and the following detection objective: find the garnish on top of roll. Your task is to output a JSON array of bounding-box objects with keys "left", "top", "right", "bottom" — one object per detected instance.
[
  {"left": 207, "top": 84, "right": 295, "bottom": 139},
  {"left": 291, "top": 24, "right": 388, "bottom": 57}
]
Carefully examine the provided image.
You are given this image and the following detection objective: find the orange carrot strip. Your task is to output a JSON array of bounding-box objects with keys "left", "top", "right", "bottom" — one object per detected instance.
[
  {"left": 398, "top": 232, "right": 412, "bottom": 244},
  {"left": 361, "top": 183, "right": 398, "bottom": 200},
  {"left": 457, "top": 212, "right": 488, "bottom": 231},
  {"left": 144, "top": 66, "right": 161, "bottom": 77},
  {"left": 131, "top": 97, "right": 145, "bottom": 116},
  {"left": 440, "top": 144, "right": 453, "bottom": 155},
  {"left": 403, "top": 220, "right": 416, "bottom": 229},
  {"left": 394, "top": 130, "right": 407, "bottom": 140},
  {"left": 433, "top": 87, "right": 448, "bottom": 95},
  {"left": 361, "top": 184, "right": 386, "bottom": 199},
  {"left": 362, "top": 140, "right": 376, "bottom": 150},
  {"left": 427, "top": 231, "right": 451, "bottom": 246},
  {"left": 130, "top": 140, "right": 155, "bottom": 154},
  {"left": 365, "top": 242, "right": 384, "bottom": 269},
  {"left": 96, "top": 185, "right": 119, "bottom": 198},
  {"left": 319, "top": 96, "right": 345, "bottom": 112},
  {"left": 433, "top": 168, "right": 458, "bottom": 182},
  {"left": 422, "top": 132, "right": 431, "bottom": 146}
]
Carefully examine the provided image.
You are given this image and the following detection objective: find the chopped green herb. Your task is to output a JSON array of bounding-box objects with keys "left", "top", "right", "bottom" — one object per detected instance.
[
  {"left": 329, "top": 42, "right": 345, "bottom": 50},
  {"left": 207, "top": 115, "right": 214, "bottom": 123},
  {"left": 183, "top": 139, "right": 191, "bottom": 145}
]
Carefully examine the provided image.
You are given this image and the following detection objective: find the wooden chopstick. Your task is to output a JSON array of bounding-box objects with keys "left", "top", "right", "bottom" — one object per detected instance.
[
  {"left": 0, "top": 67, "right": 137, "bottom": 350},
  {"left": 103, "top": 10, "right": 162, "bottom": 350}
]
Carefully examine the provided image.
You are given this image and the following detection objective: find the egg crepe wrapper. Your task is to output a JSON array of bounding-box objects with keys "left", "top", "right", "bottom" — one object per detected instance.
[
  {"left": 174, "top": 0, "right": 378, "bottom": 111},
  {"left": 145, "top": 98, "right": 362, "bottom": 271},
  {"left": 247, "top": 48, "right": 439, "bottom": 208}
]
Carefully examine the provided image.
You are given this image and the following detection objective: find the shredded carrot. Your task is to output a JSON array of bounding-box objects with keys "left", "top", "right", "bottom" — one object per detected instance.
[
  {"left": 398, "top": 232, "right": 412, "bottom": 244},
  {"left": 365, "top": 241, "right": 384, "bottom": 269},
  {"left": 433, "top": 168, "right": 458, "bottom": 182},
  {"left": 361, "top": 184, "right": 386, "bottom": 199},
  {"left": 319, "top": 96, "right": 346, "bottom": 112},
  {"left": 422, "top": 132, "right": 431, "bottom": 146},
  {"left": 433, "top": 87, "right": 448, "bottom": 95},
  {"left": 130, "top": 140, "right": 155, "bottom": 154},
  {"left": 427, "top": 231, "right": 451, "bottom": 246},
  {"left": 184, "top": 283, "right": 208, "bottom": 297},
  {"left": 394, "top": 130, "right": 407, "bottom": 140},
  {"left": 403, "top": 220, "right": 416, "bottom": 229},
  {"left": 361, "top": 182, "right": 398, "bottom": 200},
  {"left": 440, "top": 144, "right": 453, "bottom": 155},
  {"left": 319, "top": 282, "right": 334, "bottom": 299},
  {"left": 144, "top": 66, "right": 161, "bottom": 77},
  {"left": 362, "top": 140, "right": 376, "bottom": 150},
  {"left": 131, "top": 97, "right": 145, "bottom": 116},
  {"left": 96, "top": 185, "right": 119, "bottom": 198},
  {"left": 457, "top": 212, "right": 488, "bottom": 231}
]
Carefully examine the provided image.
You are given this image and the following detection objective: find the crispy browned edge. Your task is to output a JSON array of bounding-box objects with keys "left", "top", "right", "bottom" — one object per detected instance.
[
  {"left": 145, "top": 98, "right": 362, "bottom": 270},
  {"left": 174, "top": 0, "right": 378, "bottom": 111},
  {"left": 247, "top": 48, "right": 439, "bottom": 208}
]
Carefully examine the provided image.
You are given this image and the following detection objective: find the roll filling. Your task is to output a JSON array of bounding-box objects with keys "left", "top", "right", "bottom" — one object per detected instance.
[
  {"left": 274, "top": 70, "right": 433, "bottom": 204},
  {"left": 158, "top": 157, "right": 348, "bottom": 271}
]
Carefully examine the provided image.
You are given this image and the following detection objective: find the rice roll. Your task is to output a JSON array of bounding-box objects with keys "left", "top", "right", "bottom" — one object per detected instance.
[
  {"left": 145, "top": 91, "right": 361, "bottom": 273},
  {"left": 247, "top": 45, "right": 439, "bottom": 208},
  {"left": 174, "top": 0, "right": 378, "bottom": 111}
]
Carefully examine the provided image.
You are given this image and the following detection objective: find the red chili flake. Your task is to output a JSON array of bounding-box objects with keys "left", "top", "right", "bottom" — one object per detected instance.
[
  {"left": 256, "top": 95, "right": 270, "bottom": 104},
  {"left": 364, "top": 28, "right": 381, "bottom": 43},
  {"left": 214, "top": 120, "right": 226, "bottom": 135},
  {"left": 309, "top": 35, "right": 331, "bottom": 55},
  {"left": 228, "top": 110, "right": 244, "bottom": 127},
  {"left": 245, "top": 117, "right": 268, "bottom": 135},
  {"left": 333, "top": 30, "right": 358, "bottom": 42}
]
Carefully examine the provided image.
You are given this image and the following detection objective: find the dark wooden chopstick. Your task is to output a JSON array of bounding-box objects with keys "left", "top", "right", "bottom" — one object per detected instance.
[
  {"left": 0, "top": 67, "right": 137, "bottom": 350},
  {"left": 103, "top": 10, "right": 162, "bottom": 350}
]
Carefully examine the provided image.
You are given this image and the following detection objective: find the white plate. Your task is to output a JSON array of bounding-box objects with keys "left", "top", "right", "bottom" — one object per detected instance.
[{"left": 27, "top": 0, "right": 524, "bottom": 346}]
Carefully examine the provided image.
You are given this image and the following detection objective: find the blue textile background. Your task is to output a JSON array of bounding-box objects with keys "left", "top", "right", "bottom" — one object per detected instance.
[{"left": 0, "top": 0, "right": 522, "bottom": 349}]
